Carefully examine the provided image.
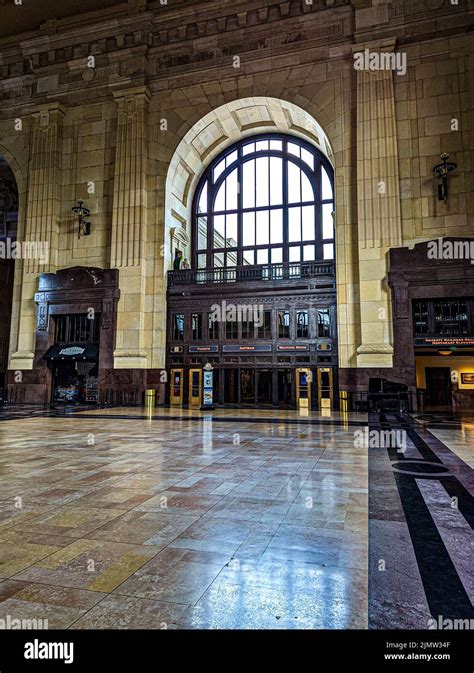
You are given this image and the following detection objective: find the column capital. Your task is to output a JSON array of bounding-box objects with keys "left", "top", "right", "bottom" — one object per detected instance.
[
  {"left": 31, "top": 102, "right": 67, "bottom": 127},
  {"left": 352, "top": 36, "right": 397, "bottom": 55},
  {"left": 112, "top": 85, "right": 151, "bottom": 105}
]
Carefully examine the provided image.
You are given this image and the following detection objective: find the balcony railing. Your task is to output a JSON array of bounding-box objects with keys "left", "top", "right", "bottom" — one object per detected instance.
[{"left": 168, "top": 260, "right": 335, "bottom": 287}]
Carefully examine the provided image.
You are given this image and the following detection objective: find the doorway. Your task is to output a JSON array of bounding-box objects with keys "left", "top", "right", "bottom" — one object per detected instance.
[
  {"left": 256, "top": 369, "right": 272, "bottom": 405},
  {"left": 224, "top": 369, "right": 238, "bottom": 404},
  {"left": 425, "top": 367, "right": 452, "bottom": 409},
  {"left": 52, "top": 360, "right": 98, "bottom": 404},
  {"left": 277, "top": 369, "right": 292, "bottom": 407},
  {"left": 240, "top": 369, "right": 255, "bottom": 404}
]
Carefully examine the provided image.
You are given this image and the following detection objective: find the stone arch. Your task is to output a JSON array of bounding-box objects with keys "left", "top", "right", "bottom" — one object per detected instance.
[
  {"left": 0, "top": 144, "right": 26, "bottom": 239},
  {"left": 163, "top": 97, "right": 335, "bottom": 266},
  {"left": 0, "top": 144, "right": 27, "bottom": 379}
]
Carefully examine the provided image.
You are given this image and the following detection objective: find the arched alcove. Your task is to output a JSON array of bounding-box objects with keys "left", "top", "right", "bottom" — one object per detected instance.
[{"left": 164, "top": 97, "right": 335, "bottom": 267}]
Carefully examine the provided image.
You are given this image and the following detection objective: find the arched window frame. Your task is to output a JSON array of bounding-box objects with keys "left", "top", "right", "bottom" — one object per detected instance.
[{"left": 192, "top": 133, "right": 335, "bottom": 269}]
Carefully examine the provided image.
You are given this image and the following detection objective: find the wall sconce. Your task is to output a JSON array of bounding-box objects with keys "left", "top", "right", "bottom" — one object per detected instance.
[
  {"left": 433, "top": 153, "right": 457, "bottom": 204},
  {"left": 438, "top": 350, "right": 452, "bottom": 356},
  {"left": 72, "top": 199, "right": 91, "bottom": 239}
]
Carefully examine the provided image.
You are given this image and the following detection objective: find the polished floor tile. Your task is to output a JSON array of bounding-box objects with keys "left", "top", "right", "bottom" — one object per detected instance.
[{"left": 0, "top": 406, "right": 372, "bottom": 628}]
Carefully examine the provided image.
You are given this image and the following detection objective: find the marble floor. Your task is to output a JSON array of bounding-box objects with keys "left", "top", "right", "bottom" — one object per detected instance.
[
  {"left": 369, "top": 410, "right": 474, "bottom": 629},
  {"left": 0, "top": 407, "right": 368, "bottom": 630},
  {"left": 0, "top": 405, "right": 472, "bottom": 630}
]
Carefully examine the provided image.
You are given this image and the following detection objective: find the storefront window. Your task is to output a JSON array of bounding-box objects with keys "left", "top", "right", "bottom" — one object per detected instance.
[
  {"left": 434, "top": 300, "right": 468, "bottom": 336},
  {"left": 318, "top": 309, "right": 331, "bottom": 337},
  {"left": 173, "top": 314, "right": 184, "bottom": 341},
  {"left": 208, "top": 313, "right": 219, "bottom": 340},
  {"left": 191, "top": 313, "right": 202, "bottom": 340},
  {"left": 296, "top": 310, "right": 309, "bottom": 338},
  {"left": 278, "top": 310, "right": 290, "bottom": 338},
  {"left": 257, "top": 311, "right": 272, "bottom": 339}
]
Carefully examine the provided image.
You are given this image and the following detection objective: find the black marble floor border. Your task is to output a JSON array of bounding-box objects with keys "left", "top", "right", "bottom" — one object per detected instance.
[
  {"left": 39, "top": 411, "right": 369, "bottom": 428},
  {"left": 370, "top": 412, "right": 474, "bottom": 626}
]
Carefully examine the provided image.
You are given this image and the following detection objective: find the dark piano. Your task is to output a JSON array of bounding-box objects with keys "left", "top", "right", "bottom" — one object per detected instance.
[{"left": 367, "top": 377, "right": 411, "bottom": 413}]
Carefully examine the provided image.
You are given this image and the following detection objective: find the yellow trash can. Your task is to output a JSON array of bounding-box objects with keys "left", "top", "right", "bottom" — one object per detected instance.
[{"left": 144, "top": 389, "right": 155, "bottom": 409}]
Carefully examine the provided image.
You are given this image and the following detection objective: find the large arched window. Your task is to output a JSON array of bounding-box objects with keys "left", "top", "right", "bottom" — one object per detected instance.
[{"left": 193, "top": 134, "right": 334, "bottom": 269}]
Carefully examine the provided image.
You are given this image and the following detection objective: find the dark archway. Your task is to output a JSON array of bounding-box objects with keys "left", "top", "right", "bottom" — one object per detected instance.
[{"left": 0, "top": 156, "right": 18, "bottom": 396}]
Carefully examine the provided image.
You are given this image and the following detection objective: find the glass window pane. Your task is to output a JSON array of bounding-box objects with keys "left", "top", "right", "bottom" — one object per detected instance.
[
  {"left": 197, "top": 216, "right": 207, "bottom": 249},
  {"left": 288, "top": 160, "right": 301, "bottom": 204},
  {"left": 243, "top": 249, "right": 254, "bottom": 265},
  {"left": 303, "top": 244, "right": 315, "bottom": 261},
  {"left": 198, "top": 182, "right": 208, "bottom": 213},
  {"left": 256, "top": 210, "right": 269, "bottom": 245},
  {"left": 270, "top": 140, "right": 282, "bottom": 151},
  {"left": 226, "top": 214, "right": 237, "bottom": 246},
  {"left": 226, "top": 252, "right": 237, "bottom": 267},
  {"left": 322, "top": 203, "right": 334, "bottom": 240},
  {"left": 289, "top": 246, "right": 300, "bottom": 262},
  {"left": 270, "top": 209, "right": 283, "bottom": 244},
  {"left": 288, "top": 142, "right": 300, "bottom": 158},
  {"left": 256, "top": 157, "right": 270, "bottom": 207},
  {"left": 214, "top": 252, "right": 224, "bottom": 267},
  {"left": 256, "top": 140, "right": 269, "bottom": 152},
  {"left": 242, "top": 142, "right": 255, "bottom": 155},
  {"left": 301, "top": 171, "right": 314, "bottom": 202},
  {"left": 242, "top": 159, "right": 255, "bottom": 208},
  {"left": 213, "top": 159, "right": 226, "bottom": 182},
  {"left": 269, "top": 157, "right": 283, "bottom": 205},
  {"left": 214, "top": 181, "right": 226, "bottom": 212},
  {"left": 226, "top": 150, "right": 238, "bottom": 167},
  {"left": 271, "top": 248, "right": 283, "bottom": 263},
  {"left": 301, "top": 205, "right": 315, "bottom": 241},
  {"left": 225, "top": 168, "right": 238, "bottom": 211},
  {"left": 288, "top": 207, "right": 301, "bottom": 242},
  {"left": 318, "top": 309, "right": 330, "bottom": 337},
  {"left": 257, "top": 249, "right": 268, "bottom": 265},
  {"left": 323, "top": 243, "right": 334, "bottom": 260},
  {"left": 198, "top": 254, "right": 206, "bottom": 269},
  {"left": 297, "top": 309, "right": 309, "bottom": 338},
  {"left": 213, "top": 215, "right": 226, "bottom": 247},
  {"left": 321, "top": 165, "right": 333, "bottom": 200},
  {"left": 242, "top": 211, "right": 255, "bottom": 246},
  {"left": 301, "top": 148, "right": 314, "bottom": 170}
]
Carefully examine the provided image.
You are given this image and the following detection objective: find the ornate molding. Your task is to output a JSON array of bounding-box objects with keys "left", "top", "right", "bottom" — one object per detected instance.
[{"left": 357, "top": 343, "right": 394, "bottom": 355}]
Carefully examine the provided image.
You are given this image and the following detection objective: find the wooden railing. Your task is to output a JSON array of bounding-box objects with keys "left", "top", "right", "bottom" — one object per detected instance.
[{"left": 168, "top": 260, "right": 335, "bottom": 287}]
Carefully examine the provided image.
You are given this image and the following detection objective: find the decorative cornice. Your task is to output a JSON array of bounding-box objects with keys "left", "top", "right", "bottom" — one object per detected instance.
[{"left": 357, "top": 344, "right": 394, "bottom": 355}]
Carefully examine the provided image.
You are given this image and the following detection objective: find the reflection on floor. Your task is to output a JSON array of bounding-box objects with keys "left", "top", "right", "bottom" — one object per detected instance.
[
  {"left": 0, "top": 406, "right": 472, "bottom": 630},
  {"left": 0, "top": 408, "right": 368, "bottom": 629}
]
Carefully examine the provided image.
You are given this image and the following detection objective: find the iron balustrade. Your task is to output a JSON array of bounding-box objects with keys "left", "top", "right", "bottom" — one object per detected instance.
[{"left": 168, "top": 261, "right": 335, "bottom": 287}]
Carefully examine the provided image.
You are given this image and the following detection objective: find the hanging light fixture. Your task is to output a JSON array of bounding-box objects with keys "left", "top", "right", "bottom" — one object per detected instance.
[
  {"left": 72, "top": 199, "right": 91, "bottom": 239},
  {"left": 432, "top": 153, "right": 457, "bottom": 204}
]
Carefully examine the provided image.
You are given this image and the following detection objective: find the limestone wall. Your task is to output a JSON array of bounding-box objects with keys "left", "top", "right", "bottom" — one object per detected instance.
[{"left": 0, "top": 0, "right": 471, "bottom": 381}]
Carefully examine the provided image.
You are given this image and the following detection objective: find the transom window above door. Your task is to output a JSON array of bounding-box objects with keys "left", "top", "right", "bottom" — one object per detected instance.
[{"left": 193, "top": 134, "right": 335, "bottom": 269}]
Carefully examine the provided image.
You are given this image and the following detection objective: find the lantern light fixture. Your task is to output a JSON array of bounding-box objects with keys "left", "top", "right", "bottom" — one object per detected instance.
[
  {"left": 432, "top": 153, "right": 457, "bottom": 204},
  {"left": 72, "top": 199, "right": 91, "bottom": 239}
]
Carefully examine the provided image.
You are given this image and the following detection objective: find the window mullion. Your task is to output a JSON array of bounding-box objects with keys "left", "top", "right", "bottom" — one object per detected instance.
[{"left": 282, "top": 141, "right": 289, "bottom": 265}]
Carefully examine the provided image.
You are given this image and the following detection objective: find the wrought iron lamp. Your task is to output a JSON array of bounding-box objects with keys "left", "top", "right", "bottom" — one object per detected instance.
[
  {"left": 432, "top": 153, "right": 457, "bottom": 204},
  {"left": 72, "top": 199, "right": 91, "bottom": 239}
]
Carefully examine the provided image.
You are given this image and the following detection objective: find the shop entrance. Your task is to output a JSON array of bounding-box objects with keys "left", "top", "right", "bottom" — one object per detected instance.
[
  {"left": 425, "top": 367, "right": 452, "bottom": 409},
  {"left": 256, "top": 369, "right": 273, "bottom": 405},
  {"left": 223, "top": 369, "right": 237, "bottom": 404},
  {"left": 240, "top": 369, "right": 255, "bottom": 404},
  {"left": 52, "top": 360, "right": 98, "bottom": 404},
  {"left": 277, "top": 369, "right": 292, "bottom": 407}
]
